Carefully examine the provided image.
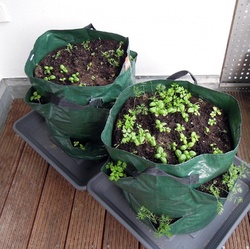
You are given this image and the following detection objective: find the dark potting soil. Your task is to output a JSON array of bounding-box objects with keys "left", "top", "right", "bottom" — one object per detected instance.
[
  {"left": 112, "top": 94, "right": 233, "bottom": 165},
  {"left": 197, "top": 174, "right": 229, "bottom": 197},
  {"left": 34, "top": 39, "right": 127, "bottom": 86}
]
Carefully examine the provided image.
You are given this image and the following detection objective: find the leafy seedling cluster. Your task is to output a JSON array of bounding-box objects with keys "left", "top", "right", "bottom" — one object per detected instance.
[
  {"left": 106, "top": 160, "right": 127, "bottom": 181},
  {"left": 73, "top": 140, "right": 86, "bottom": 151},
  {"left": 137, "top": 206, "right": 173, "bottom": 238},
  {"left": 199, "top": 163, "right": 249, "bottom": 215},
  {"left": 34, "top": 39, "right": 127, "bottom": 87},
  {"left": 114, "top": 83, "right": 229, "bottom": 164}
]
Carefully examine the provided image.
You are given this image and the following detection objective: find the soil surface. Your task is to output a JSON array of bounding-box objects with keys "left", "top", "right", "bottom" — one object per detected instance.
[
  {"left": 197, "top": 174, "right": 229, "bottom": 197},
  {"left": 112, "top": 93, "right": 233, "bottom": 165},
  {"left": 34, "top": 39, "right": 127, "bottom": 86}
]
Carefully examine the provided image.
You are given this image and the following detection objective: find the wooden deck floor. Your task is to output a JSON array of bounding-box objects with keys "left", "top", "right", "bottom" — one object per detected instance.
[{"left": 0, "top": 91, "right": 249, "bottom": 249}]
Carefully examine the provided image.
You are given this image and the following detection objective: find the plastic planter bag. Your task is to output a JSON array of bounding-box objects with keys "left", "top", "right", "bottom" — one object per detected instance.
[
  {"left": 102, "top": 162, "right": 227, "bottom": 234},
  {"left": 24, "top": 24, "right": 137, "bottom": 159},
  {"left": 101, "top": 78, "right": 241, "bottom": 234}
]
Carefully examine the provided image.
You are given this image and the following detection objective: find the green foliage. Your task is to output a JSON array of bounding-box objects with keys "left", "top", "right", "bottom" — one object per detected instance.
[
  {"left": 65, "top": 43, "right": 73, "bottom": 53},
  {"left": 155, "top": 146, "right": 168, "bottom": 164},
  {"left": 210, "top": 143, "right": 223, "bottom": 154},
  {"left": 73, "top": 141, "right": 86, "bottom": 151},
  {"left": 43, "top": 65, "right": 56, "bottom": 81},
  {"left": 106, "top": 160, "right": 127, "bottom": 181},
  {"left": 30, "top": 91, "right": 41, "bottom": 103},
  {"left": 44, "top": 65, "right": 53, "bottom": 75},
  {"left": 101, "top": 41, "right": 125, "bottom": 67},
  {"left": 155, "top": 119, "right": 171, "bottom": 133},
  {"left": 87, "top": 62, "right": 92, "bottom": 71},
  {"left": 69, "top": 72, "right": 80, "bottom": 83},
  {"left": 137, "top": 206, "right": 172, "bottom": 238},
  {"left": 149, "top": 83, "right": 200, "bottom": 122},
  {"left": 205, "top": 163, "right": 249, "bottom": 215},
  {"left": 60, "top": 64, "right": 68, "bottom": 73},
  {"left": 81, "top": 40, "right": 91, "bottom": 51},
  {"left": 44, "top": 75, "right": 56, "bottom": 81}
]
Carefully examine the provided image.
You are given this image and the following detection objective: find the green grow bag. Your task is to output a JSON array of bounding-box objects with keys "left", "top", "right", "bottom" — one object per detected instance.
[
  {"left": 101, "top": 78, "right": 241, "bottom": 234},
  {"left": 24, "top": 24, "right": 137, "bottom": 159},
  {"left": 102, "top": 162, "right": 226, "bottom": 235},
  {"left": 101, "top": 79, "right": 241, "bottom": 183}
]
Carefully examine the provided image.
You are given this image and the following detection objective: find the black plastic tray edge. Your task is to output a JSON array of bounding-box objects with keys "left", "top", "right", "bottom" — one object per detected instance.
[
  {"left": 13, "top": 111, "right": 107, "bottom": 191},
  {"left": 87, "top": 156, "right": 250, "bottom": 249}
]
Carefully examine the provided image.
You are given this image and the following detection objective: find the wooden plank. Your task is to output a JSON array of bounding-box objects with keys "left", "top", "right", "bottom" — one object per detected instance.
[
  {"left": 0, "top": 144, "right": 48, "bottom": 249},
  {"left": 102, "top": 212, "right": 139, "bottom": 249},
  {"left": 0, "top": 99, "right": 31, "bottom": 211},
  {"left": 223, "top": 92, "right": 250, "bottom": 249},
  {"left": 230, "top": 92, "right": 250, "bottom": 163},
  {"left": 65, "top": 191, "right": 106, "bottom": 249},
  {"left": 27, "top": 167, "right": 75, "bottom": 249},
  {"left": 224, "top": 215, "right": 250, "bottom": 249}
]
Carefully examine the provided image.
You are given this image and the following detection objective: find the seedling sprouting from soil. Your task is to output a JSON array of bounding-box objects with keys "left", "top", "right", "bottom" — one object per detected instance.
[
  {"left": 106, "top": 160, "right": 127, "bottom": 181},
  {"left": 199, "top": 163, "right": 249, "bottom": 215},
  {"left": 30, "top": 91, "right": 41, "bottom": 103},
  {"left": 137, "top": 206, "right": 173, "bottom": 237}
]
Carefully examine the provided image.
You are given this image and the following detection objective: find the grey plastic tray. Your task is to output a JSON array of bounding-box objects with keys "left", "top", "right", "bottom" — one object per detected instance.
[
  {"left": 13, "top": 111, "right": 107, "bottom": 190},
  {"left": 87, "top": 157, "right": 250, "bottom": 249}
]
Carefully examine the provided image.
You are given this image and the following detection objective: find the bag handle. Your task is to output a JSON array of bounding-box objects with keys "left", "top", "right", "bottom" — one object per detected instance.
[
  {"left": 84, "top": 23, "right": 96, "bottom": 30},
  {"left": 167, "top": 70, "right": 197, "bottom": 85},
  {"left": 46, "top": 92, "right": 104, "bottom": 110}
]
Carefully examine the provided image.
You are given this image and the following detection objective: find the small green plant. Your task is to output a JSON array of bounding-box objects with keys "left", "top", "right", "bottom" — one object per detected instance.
[
  {"left": 208, "top": 118, "right": 217, "bottom": 126},
  {"left": 60, "top": 64, "right": 68, "bottom": 73},
  {"left": 53, "top": 50, "right": 61, "bottom": 60},
  {"left": 44, "top": 75, "right": 56, "bottom": 81},
  {"left": 87, "top": 62, "right": 92, "bottom": 71},
  {"left": 43, "top": 65, "right": 56, "bottom": 81},
  {"left": 155, "top": 120, "right": 171, "bottom": 133},
  {"left": 73, "top": 141, "right": 86, "bottom": 151},
  {"left": 59, "top": 77, "right": 66, "bottom": 82},
  {"left": 155, "top": 146, "right": 168, "bottom": 164},
  {"left": 149, "top": 99, "right": 168, "bottom": 116},
  {"left": 69, "top": 72, "right": 80, "bottom": 83},
  {"left": 106, "top": 160, "right": 127, "bottom": 181},
  {"left": 135, "top": 104, "right": 148, "bottom": 115},
  {"left": 81, "top": 40, "right": 91, "bottom": 50},
  {"left": 44, "top": 66, "right": 53, "bottom": 75},
  {"left": 203, "top": 163, "right": 249, "bottom": 215},
  {"left": 30, "top": 91, "right": 41, "bottom": 103},
  {"left": 116, "top": 41, "right": 125, "bottom": 57},
  {"left": 65, "top": 43, "right": 73, "bottom": 53},
  {"left": 210, "top": 143, "right": 223, "bottom": 154},
  {"left": 175, "top": 123, "right": 185, "bottom": 133},
  {"left": 137, "top": 206, "right": 172, "bottom": 237}
]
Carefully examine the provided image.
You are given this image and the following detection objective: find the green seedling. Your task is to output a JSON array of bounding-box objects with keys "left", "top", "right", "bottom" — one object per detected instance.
[
  {"left": 116, "top": 41, "right": 125, "bottom": 57},
  {"left": 208, "top": 118, "right": 217, "bottom": 126},
  {"left": 73, "top": 141, "right": 86, "bottom": 151},
  {"left": 65, "top": 43, "right": 73, "bottom": 53},
  {"left": 155, "top": 119, "right": 171, "bottom": 133},
  {"left": 60, "top": 64, "right": 68, "bottom": 73},
  {"left": 30, "top": 91, "right": 41, "bottom": 103},
  {"left": 69, "top": 72, "right": 80, "bottom": 83},
  {"left": 155, "top": 146, "right": 167, "bottom": 164},
  {"left": 87, "top": 62, "right": 92, "bottom": 71},
  {"left": 202, "top": 163, "right": 249, "bottom": 215},
  {"left": 44, "top": 75, "right": 56, "bottom": 81},
  {"left": 106, "top": 160, "right": 127, "bottom": 181},
  {"left": 82, "top": 40, "right": 91, "bottom": 50},
  {"left": 137, "top": 206, "right": 172, "bottom": 238},
  {"left": 44, "top": 66, "right": 53, "bottom": 75}
]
